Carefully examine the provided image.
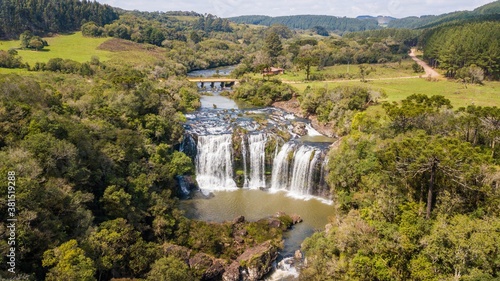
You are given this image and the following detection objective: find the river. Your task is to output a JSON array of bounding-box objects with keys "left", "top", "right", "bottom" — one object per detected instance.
[{"left": 179, "top": 65, "right": 335, "bottom": 279}]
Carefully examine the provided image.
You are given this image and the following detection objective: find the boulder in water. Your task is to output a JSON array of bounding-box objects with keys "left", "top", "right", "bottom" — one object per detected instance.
[
  {"left": 291, "top": 214, "right": 303, "bottom": 224},
  {"left": 294, "top": 249, "right": 303, "bottom": 260},
  {"left": 292, "top": 122, "right": 307, "bottom": 136},
  {"left": 233, "top": 215, "right": 245, "bottom": 224}
]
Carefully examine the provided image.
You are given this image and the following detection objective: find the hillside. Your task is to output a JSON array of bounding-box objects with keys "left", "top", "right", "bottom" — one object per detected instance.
[
  {"left": 0, "top": 0, "right": 118, "bottom": 39},
  {"left": 388, "top": 0, "right": 500, "bottom": 29},
  {"left": 228, "top": 14, "right": 380, "bottom": 33},
  {"left": 357, "top": 15, "right": 397, "bottom": 26}
]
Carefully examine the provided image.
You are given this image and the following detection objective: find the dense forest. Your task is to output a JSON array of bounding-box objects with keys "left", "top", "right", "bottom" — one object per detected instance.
[
  {"left": 228, "top": 15, "right": 381, "bottom": 34},
  {"left": 420, "top": 21, "right": 500, "bottom": 80},
  {"left": 0, "top": 54, "right": 292, "bottom": 281},
  {"left": 0, "top": 0, "right": 118, "bottom": 39},
  {"left": 292, "top": 87, "right": 500, "bottom": 280},
  {"left": 388, "top": 0, "right": 500, "bottom": 29}
]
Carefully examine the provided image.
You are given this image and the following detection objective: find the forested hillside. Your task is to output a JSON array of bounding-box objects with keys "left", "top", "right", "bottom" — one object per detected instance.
[
  {"left": 0, "top": 0, "right": 118, "bottom": 39},
  {"left": 420, "top": 21, "right": 500, "bottom": 80},
  {"left": 228, "top": 15, "right": 380, "bottom": 33},
  {"left": 388, "top": 0, "right": 500, "bottom": 29}
]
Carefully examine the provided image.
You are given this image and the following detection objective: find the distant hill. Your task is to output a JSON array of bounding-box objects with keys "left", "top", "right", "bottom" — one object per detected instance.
[
  {"left": 227, "top": 15, "right": 380, "bottom": 34},
  {"left": 388, "top": 0, "right": 500, "bottom": 29},
  {"left": 357, "top": 15, "right": 397, "bottom": 26}
]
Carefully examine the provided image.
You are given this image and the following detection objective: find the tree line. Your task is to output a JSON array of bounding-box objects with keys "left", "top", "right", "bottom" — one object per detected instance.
[
  {"left": 388, "top": 0, "right": 500, "bottom": 29},
  {"left": 0, "top": 0, "right": 118, "bottom": 39},
  {"left": 228, "top": 14, "right": 380, "bottom": 34},
  {"left": 421, "top": 21, "right": 500, "bottom": 80}
]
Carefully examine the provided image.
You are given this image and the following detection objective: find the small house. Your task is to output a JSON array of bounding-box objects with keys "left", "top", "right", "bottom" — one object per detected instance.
[{"left": 262, "top": 67, "right": 285, "bottom": 75}]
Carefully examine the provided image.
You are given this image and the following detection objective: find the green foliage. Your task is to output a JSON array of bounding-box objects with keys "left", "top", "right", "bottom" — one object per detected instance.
[
  {"left": 147, "top": 256, "right": 193, "bottom": 281},
  {"left": 19, "top": 31, "right": 48, "bottom": 50},
  {"left": 81, "top": 22, "right": 105, "bottom": 38},
  {"left": 312, "top": 26, "right": 329, "bottom": 36},
  {"left": 414, "top": 215, "right": 500, "bottom": 280},
  {"left": 412, "top": 62, "right": 424, "bottom": 73},
  {"left": 166, "top": 39, "right": 244, "bottom": 71},
  {"left": 231, "top": 77, "right": 295, "bottom": 106},
  {"left": 383, "top": 94, "right": 453, "bottom": 134},
  {"left": 0, "top": 50, "right": 24, "bottom": 68},
  {"left": 194, "top": 14, "right": 232, "bottom": 33},
  {"left": 0, "top": 0, "right": 118, "bottom": 39},
  {"left": 265, "top": 31, "right": 283, "bottom": 65},
  {"left": 301, "top": 89, "right": 500, "bottom": 280},
  {"left": 421, "top": 21, "right": 500, "bottom": 80},
  {"left": 380, "top": 133, "right": 490, "bottom": 218},
  {"left": 86, "top": 218, "right": 148, "bottom": 279},
  {"left": 42, "top": 240, "right": 96, "bottom": 281},
  {"left": 299, "top": 85, "right": 379, "bottom": 135},
  {"left": 295, "top": 45, "right": 319, "bottom": 80},
  {"left": 388, "top": 1, "right": 500, "bottom": 30},
  {"left": 455, "top": 105, "right": 500, "bottom": 158},
  {"left": 228, "top": 14, "right": 380, "bottom": 34}
]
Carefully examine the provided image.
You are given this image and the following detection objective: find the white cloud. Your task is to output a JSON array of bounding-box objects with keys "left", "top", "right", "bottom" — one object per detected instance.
[{"left": 96, "top": 0, "right": 495, "bottom": 18}]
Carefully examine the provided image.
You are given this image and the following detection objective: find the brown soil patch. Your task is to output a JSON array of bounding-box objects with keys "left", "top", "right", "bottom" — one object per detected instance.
[{"left": 97, "top": 38, "right": 166, "bottom": 59}]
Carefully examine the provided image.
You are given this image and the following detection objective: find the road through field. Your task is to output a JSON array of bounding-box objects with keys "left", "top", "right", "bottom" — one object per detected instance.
[
  {"left": 281, "top": 49, "right": 440, "bottom": 85},
  {"left": 409, "top": 48, "right": 441, "bottom": 78}
]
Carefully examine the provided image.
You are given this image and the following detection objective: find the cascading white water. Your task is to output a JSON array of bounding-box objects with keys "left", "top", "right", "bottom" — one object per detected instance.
[
  {"left": 270, "top": 142, "right": 295, "bottom": 191},
  {"left": 241, "top": 136, "right": 249, "bottom": 188},
  {"left": 247, "top": 133, "right": 267, "bottom": 189},
  {"left": 289, "top": 146, "right": 320, "bottom": 195},
  {"left": 196, "top": 134, "right": 237, "bottom": 191},
  {"left": 271, "top": 143, "right": 321, "bottom": 196}
]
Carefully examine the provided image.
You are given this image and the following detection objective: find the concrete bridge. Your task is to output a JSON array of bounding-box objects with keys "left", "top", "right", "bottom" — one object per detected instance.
[{"left": 187, "top": 77, "right": 238, "bottom": 88}]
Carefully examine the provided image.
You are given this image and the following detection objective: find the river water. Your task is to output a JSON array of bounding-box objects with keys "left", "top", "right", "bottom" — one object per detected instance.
[
  {"left": 180, "top": 189, "right": 333, "bottom": 257},
  {"left": 179, "top": 66, "right": 335, "bottom": 279}
]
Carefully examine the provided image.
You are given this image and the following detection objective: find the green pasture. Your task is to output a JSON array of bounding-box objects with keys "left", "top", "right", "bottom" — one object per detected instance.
[
  {"left": 267, "top": 60, "right": 420, "bottom": 82},
  {"left": 290, "top": 78, "right": 500, "bottom": 108},
  {"left": 0, "top": 32, "right": 112, "bottom": 65}
]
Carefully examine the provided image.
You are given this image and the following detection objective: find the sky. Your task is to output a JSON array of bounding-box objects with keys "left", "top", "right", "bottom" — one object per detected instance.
[{"left": 96, "top": 0, "right": 495, "bottom": 18}]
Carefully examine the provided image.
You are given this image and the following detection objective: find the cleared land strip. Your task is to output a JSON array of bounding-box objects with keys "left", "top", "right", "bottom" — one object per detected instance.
[
  {"left": 281, "top": 75, "right": 422, "bottom": 84},
  {"left": 409, "top": 48, "right": 441, "bottom": 78}
]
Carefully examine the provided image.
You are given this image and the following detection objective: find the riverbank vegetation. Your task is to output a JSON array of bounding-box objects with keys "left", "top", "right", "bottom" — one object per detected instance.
[
  {"left": 301, "top": 94, "right": 500, "bottom": 280},
  {"left": 0, "top": 0, "right": 499, "bottom": 280}
]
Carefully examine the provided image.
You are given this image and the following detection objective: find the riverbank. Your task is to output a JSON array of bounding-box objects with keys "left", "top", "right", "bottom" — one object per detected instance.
[{"left": 272, "top": 97, "right": 336, "bottom": 138}]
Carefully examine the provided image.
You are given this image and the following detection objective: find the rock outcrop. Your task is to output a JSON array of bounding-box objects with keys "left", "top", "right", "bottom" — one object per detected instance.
[
  {"left": 222, "top": 240, "right": 279, "bottom": 281},
  {"left": 161, "top": 243, "right": 191, "bottom": 263},
  {"left": 189, "top": 252, "right": 226, "bottom": 280}
]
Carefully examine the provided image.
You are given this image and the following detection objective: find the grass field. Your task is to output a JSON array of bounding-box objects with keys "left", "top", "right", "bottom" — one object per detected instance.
[
  {"left": 290, "top": 78, "right": 500, "bottom": 108},
  {"left": 0, "top": 32, "right": 169, "bottom": 70},
  {"left": 261, "top": 60, "right": 422, "bottom": 82},
  {"left": 0, "top": 32, "right": 112, "bottom": 65}
]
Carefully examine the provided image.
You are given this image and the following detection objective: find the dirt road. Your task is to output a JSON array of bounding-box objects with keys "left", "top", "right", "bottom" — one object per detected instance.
[{"left": 409, "top": 48, "right": 440, "bottom": 78}]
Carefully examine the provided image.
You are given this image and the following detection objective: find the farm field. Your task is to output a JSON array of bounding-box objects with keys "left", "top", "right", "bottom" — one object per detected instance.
[
  {"left": 0, "top": 32, "right": 112, "bottom": 64},
  {"left": 290, "top": 78, "right": 500, "bottom": 108}
]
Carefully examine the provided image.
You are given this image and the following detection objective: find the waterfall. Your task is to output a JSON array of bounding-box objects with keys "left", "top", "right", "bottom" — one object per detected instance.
[
  {"left": 289, "top": 146, "right": 320, "bottom": 195},
  {"left": 270, "top": 142, "right": 295, "bottom": 191},
  {"left": 196, "top": 134, "right": 237, "bottom": 191},
  {"left": 247, "top": 133, "right": 267, "bottom": 189},
  {"left": 241, "top": 135, "right": 249, "bottom": 188},
  {"left": 271, "top": 142, "right": 321, "bottom": 196}
]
